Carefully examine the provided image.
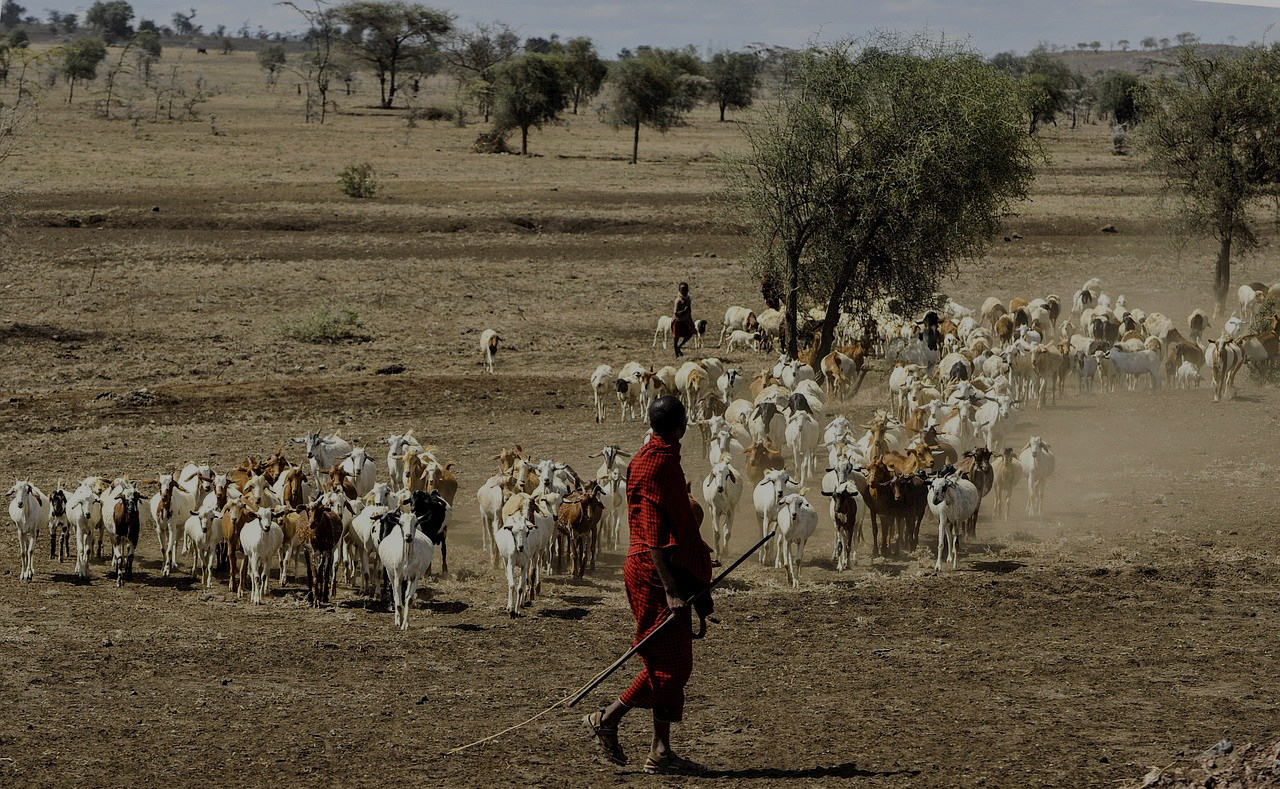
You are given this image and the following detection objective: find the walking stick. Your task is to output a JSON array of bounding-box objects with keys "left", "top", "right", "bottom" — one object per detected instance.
[{"left": 445, "top": 530, "right": 776, "bottom": 755}]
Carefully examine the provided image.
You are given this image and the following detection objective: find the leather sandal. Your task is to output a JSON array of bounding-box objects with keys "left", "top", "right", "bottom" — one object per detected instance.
[
  {"left": 643, "top": 751, "right": 708, "bottom": 775},
  {"left": 582, "top": 710, "right": 627, "bottom": 766}
]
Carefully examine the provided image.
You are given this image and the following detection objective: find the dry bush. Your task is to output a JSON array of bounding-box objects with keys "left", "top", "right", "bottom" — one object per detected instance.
[
  {"left": 338, "top": 163, "right": 378, "bottom": 198},
  {"left": 276, "top": 305, "right": 369, "bottom": 344}
]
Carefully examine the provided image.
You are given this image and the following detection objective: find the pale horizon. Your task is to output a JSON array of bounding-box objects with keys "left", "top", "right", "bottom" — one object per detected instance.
[{"left": 29, "top": 0, "right": 1280, "bottom": 58}]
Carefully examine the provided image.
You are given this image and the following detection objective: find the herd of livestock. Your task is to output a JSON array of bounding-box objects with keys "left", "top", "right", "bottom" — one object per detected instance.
[{"left": 7, "top": 277, "right": 1277, "bottom": 627}]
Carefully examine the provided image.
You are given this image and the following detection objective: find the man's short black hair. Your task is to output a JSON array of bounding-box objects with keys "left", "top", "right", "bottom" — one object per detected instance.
[{"left": 649, "top": 395, "right": 686, "bottom": 435}]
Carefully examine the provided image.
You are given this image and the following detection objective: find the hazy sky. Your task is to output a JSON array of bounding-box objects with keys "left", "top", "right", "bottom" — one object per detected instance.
[{"left": 116, "top": 0, "right": 1280, "bottom": 57}]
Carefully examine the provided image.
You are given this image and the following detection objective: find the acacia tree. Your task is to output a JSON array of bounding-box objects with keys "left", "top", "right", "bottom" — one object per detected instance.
[
  {"left": 708, "top": 50, "right": 758, "bottom": 121},
  {"left": 608, "top": 49, "right": 702, "bottom": 164},
  {"left": 442, "top": 20, "right": 519, "bottom": 122},
  {"left": 1140, "top": 47, "right": 1280, "bottom": 312},
  {"left": 491, "top": 52, "right": 567, "bottom": 154},
  {"left": 258, "top": 42, "right": 286, "bottom": 85},
  {"left": 721, "top": 35, "right": 1037, "bottom": 361},
  {"left": 85, "top": 0, "right": 134, "bottom": 43},
  {"left": 282, "top": 0, "right": 341, "bottom": 123},
  {"left": 337, "top": 1, "right": 452, "bottom": 109},
  {"left": 61, "top": 35, "right": 106, "bottom": 102},
  {"left": 563, "top": 36, "right": 605, "bottom": 114},
  {"left": 0, "top": 1, "right": 24, "bottom": 30},
  {"left": 1096, "top": 70, "right": 1140, "bottom": 125}
]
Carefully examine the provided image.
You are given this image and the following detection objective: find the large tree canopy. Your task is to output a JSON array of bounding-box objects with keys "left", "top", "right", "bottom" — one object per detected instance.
[
  {"left": 336, "top": 1, "right": 452, "bottom": 109},
  {"left": 491, "top": 52, "right": 568, "bottom": 155},
  {"left": 721, "top": 35, "right": 1038, "bottom": 362},
  {"left": 1139, "top": 46, "right": 1280, "bottom": 311}
]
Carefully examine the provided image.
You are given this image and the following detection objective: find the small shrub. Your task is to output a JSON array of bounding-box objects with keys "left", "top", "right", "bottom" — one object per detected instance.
[
  {"left": 471, "top": 129, "right": 510, "bottom": 154},
  {"left": 338, "top": 163, "right": 378, "bottom": 198},
  {"left": 420, "top": 106, "right": 454, "bottom": 122},
  {"left": 277, "top": 305, "right": 369, "bottom": 344},
  {"left": 1246, "top": 296, "right": 1280, "bottom": 385}
]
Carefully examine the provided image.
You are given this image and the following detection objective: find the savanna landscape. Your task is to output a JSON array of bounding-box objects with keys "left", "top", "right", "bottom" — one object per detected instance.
[{"left": 1, "top": 17, "right": 1279, "bottom": 789}]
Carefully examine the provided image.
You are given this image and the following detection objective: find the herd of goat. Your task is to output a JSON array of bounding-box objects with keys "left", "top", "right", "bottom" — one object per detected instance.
[{"left": 7, "top": 277, "right": 1275, "bottom": 627}]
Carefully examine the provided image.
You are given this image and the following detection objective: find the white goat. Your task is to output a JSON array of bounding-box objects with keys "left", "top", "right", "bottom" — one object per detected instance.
[
  {"left": 752, "top": 470, "right": 797, "bottom": 566},
  {"left": 495, "top": 513, "right": 532, "bottom": 616},
  {"left": 776, "top": 493, "right": 818, "bottom": 587},
  {"left": 784, "top": 410, "right": 820, "bottom": 485},
  {"left": 9, "top": 481, "right": 50, "bottom": 582},
  {"left": 376, "top": 511, "right": 435, "bottom": 630},
  {"left": 480, "top": 328, "right": 501, "bottom": 373},
  {"left": 928, "top": 475, "right": 980, "bottom": 573},
  {"left": 66, "top": 482, "right": 101, "bottom": 580},
  {"left": 240, "top": 507, "right": 285, "bottom": 604},
  {"left": 183, "top": 508, "right": 221, "bottom": 588},
  {"left": 340, "top": 447, "right": 376, "bottom": 498},
  {"left": 590, "top": 364, "right": 616, "bottom": 424},
  {"left": 385, "top": 431, "right": 422, "bottom": 492},
  {"left": 1017, "top": 437, "right": 1056, "bottom": 516},
  {"left": 701, "top": 461, "right": 743, "bottom": 556}
]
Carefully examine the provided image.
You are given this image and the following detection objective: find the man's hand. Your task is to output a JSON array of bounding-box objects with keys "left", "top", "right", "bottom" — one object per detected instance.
[{"left": 665, "top": 592, "right": 687, "bottom": 612}]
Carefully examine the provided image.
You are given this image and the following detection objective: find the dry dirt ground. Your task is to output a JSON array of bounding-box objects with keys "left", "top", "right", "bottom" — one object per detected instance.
[{"left": 1, "top": 50, "right": 1279, "bottom": 787}]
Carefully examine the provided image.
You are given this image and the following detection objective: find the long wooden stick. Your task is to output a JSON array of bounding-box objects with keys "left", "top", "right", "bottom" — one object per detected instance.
[{"left": 445, "top": 531, "right": 775, "bottom": 755}]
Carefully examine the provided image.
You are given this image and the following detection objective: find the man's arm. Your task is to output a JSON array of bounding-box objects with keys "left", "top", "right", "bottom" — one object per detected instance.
[{"left": 650, "top": 547, "right": 687, "bottom": 611}]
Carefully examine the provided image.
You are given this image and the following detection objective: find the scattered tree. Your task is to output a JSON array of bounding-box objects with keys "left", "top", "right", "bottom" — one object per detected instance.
[
  {"left": 1141, "top": 36, "right": 1157, "bottom": 50},
  {"left": 491, "top": 52, "right": 567, "bottom": 154},
  {"left": 336, "top": 1, "right": 453, "bottom": 109},
  {"left": 707, "top": 50, "right": 758, "bottom": 121},
  {"left": 258, "top": 42, "right": 286, "bottom": 85},
  {"left": 171, "top": 7, "right": 201, "bottom": 36},
  {"left": 562, "top": 35, "right": 605, "bottom": 114},
  {"left": 1096, "top": 70, "right": 1141, "bottom": 125},
  {"left": 0, "top": 1, "right": 24, "bottom": 30},
  {"left": 1118, "top": 39, "right": 1129, "bottom": 51},
  {"left": 1140, "top": 46, "right": 1280, "bottom": 312},
  {"left": 1022, "top": 52, "right": 1073, "bottom": 134},
  {"left": 1076, "top": 42, "right": 1088, "bottom": 52},
  {"left": 85, "top": 0, "right": 134, "bottom": 43},
  {"left": 60, "top": 35, "right": 107, "bottom": 102},
  {"left": 523, "top": 34, "right": 560, "bottom": 54},
  {"left": 607, "top": 49, "right": 696, "bottom": 164},
  {"left": 133, "top": 28, "right": 160, "bottom": 79},
  {"left": 1089, "top": 41, "right": 1101, "bottom": 53},
  {"left": 1175, "top": 32, "right": 1199, "bottom": 47},
  {"left": 720, "top": 35, "right": 1037, "bottom": 361},
  {"left": 1160, "top": 37, "right": 1170, "bottom": 49},
  {"left": 442, "top": 20, "right": 520, "bottom": 122},
  {"left": 283, "top": 0, "right": 341, "bottom": 123}
]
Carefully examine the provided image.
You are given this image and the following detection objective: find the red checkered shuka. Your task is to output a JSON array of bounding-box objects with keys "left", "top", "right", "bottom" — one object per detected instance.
[{"left": 618, "top": 433, "right": 712, "bottom": 723}]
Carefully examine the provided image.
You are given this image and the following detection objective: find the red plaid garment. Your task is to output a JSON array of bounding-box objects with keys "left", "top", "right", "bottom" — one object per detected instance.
[{"left": 618, "top": 434, "right": 711, "bottom": 723}]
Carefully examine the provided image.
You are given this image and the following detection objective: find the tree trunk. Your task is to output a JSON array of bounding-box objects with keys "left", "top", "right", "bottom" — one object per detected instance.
[
  {"left": 785, "top": 249, "right": 801, "bottom": 358},
  {"left": 631, "top": 120, "right": 639, "bottom": 165},
  {"left": 378, "top": 72, "right": 389, "bottom": 108},
  {"left": 67, "top": 78, "right": 74, "bottom": 104},
  {"left": 521, "top": 125, "right": 528, "bottom": 155},
  {"left": 1214, "top": 232, "right": 1232, "bottom": 315},
  {"left": 572, "top": 92, "right": 579, "bottom": 114},
  {"left": 719, "top": 101, "right": 726, "bottom": 122},
  {"left": 812, "top": 277, "right": 852, "bottom": 382}
]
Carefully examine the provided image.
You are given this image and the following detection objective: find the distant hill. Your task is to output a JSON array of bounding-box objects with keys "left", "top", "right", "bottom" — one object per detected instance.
[{"left": 1044, "top": 44, "right": 1245, "bottom": 77}]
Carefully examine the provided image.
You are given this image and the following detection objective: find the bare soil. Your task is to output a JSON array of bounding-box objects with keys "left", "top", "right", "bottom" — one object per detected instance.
[{"left": 1, "top": 53, "right": 1278, "bottom": 787}]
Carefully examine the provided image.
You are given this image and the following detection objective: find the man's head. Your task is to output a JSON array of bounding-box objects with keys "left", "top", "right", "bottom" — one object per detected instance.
[
  {"left": 649, "top": 395, "right": 687, "bottom": 439},
  {"left": 678, "top": 282, "right": 689, "bottom": 295}
]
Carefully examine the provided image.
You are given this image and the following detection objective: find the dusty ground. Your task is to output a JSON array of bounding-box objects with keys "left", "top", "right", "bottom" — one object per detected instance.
[{"left": 1, "top": 49, "right": 1279, "bottom": 787}]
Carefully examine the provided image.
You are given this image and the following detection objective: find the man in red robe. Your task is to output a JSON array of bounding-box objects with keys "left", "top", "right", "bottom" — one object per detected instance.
[{"left": 583, "top": 396, "right": 712, "bottom": 774}]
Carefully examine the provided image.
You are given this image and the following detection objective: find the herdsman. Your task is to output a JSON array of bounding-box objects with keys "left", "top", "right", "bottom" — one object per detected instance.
[
  {"left": 583, "top": 396, "right": 712, "bottom": 774},
  {"left": 671, "top": 282, "right": 696, "bottom": 358}
]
